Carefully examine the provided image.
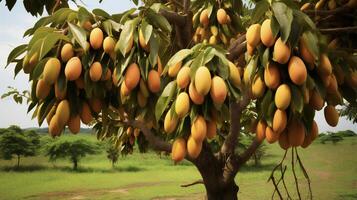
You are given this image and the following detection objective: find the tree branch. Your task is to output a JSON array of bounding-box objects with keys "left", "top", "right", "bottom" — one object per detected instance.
[
  {"left": 181, "top": 179, "right": 204, "bottom": 187},
  {"left": 220, "top": 92, "right": 251, "bottom": 155},
  {"left": 121, "top": 119, "right": 172, "bottom": 153},
  {"left": 183, "top": 0, "right": 190, "bottom": 13},
  {"left": 319, "top": 26, "right": 357, "bottom": 33},
  {"left": 237, "top": 139, "right": 262, "bottom": 166},
  {"left": 227, "top": 34, "right": 247, "bottom": 61},
  {"left": 52, "top": 0, "right": 61, "bottom": 15},
  {"left": 160, "top": 9, "right": 186, "bottom": 27},
  {"left": 303, "top": 5, "right": 351, "bottom": 16}
]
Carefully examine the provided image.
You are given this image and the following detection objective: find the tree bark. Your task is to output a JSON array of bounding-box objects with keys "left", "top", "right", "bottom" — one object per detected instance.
[
  {"left": 191, "top": 143, "right": 240, "bottom": 200},
  {"left": 17, "top": 155, "right": 20, "bottom": 168},
  {"left": 73, "top": 160, "right": 78, "bottom": 170}
]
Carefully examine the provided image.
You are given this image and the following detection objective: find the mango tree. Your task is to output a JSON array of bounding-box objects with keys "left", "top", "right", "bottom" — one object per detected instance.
[{"left": 3, "top": 0, "right": 357, "bottom": 199}]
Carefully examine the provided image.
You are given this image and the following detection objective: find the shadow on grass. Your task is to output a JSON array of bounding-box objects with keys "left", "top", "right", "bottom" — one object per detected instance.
[
  {"left": 239, "top": 163, "right": 277, "bottom": 172},
  {"left": 0, "top": 165, "right": 144, "bottom": 173},
  {"left": 0, "top": 165, "right": 47, "bottom": 172},
  {"left": 338, "top": 193, "right": 357, "bottom": 200}
]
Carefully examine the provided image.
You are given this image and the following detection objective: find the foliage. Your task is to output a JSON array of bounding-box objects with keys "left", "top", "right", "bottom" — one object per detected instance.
[
  {"left": 0, "top": 126, "right": 41, "bottom": 167},
  {"left": 105, "top": 141, "right": 120, "bottom": 167},
  {"left": 237, "top": 134, "right": 267, "bottom": 166},
  {"left": 319, "top": 133, "right": 344, "bottom": 144},
  {"left": 2, "top": 0, "right": 357, "bottom": 198},
  {"left": 334, "top": 130, "right": 356, "bottom": 137},
  {"left": 340, "top": 103, "right": 357, "bottom": 123},
  {"left": 44, "top": 138, "right": 100, "bottom": 170}
]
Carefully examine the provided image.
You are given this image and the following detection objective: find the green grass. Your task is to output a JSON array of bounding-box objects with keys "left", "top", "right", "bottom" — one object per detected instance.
[{"left": 0, "top": 133, "right": 356, "bottom": 200}]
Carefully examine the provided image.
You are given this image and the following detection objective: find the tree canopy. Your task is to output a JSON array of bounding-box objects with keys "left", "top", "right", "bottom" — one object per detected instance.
[
  {"left": 0, "top": 126, "right": 41, "bottom": 167},
  {"left": 2, "top": 0, "right": 357, "bottom": 199},
  {"left": 44, "top": 138, "right": 100, "bottom": 170}
]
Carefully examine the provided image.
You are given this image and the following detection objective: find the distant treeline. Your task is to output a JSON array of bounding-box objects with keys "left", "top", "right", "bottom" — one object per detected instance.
[{"left": 24, "top": 128, "right": 94, "bottom": 134}]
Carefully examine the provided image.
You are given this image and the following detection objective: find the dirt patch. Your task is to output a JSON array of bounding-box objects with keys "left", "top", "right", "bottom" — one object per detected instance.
[
  {"left": 71, "top": 195, "right": 86, "bottom": 200},
  {"left": 25, "top": 181, "right": 173, "bottom": 200},
  {"left": 313, "top": 170, "right": 331, "bottom": 180},
  {"left": 152, "top": 193, "right": 204, "bottom": 200}
]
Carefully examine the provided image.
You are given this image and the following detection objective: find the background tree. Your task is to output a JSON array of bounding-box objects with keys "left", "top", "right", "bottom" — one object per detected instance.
[
  {"left": 0, "top": 126, "right": 40, "bottom": 167},
  {"left": 2, "top": 0, "right": 357, "bottom": 199},
  {"left": 340, "top": 103, "right": 357, "bottom": 123},
  {"left": 105, "top": 141, "right": 120, "bottom": 168},
  {"left": 44, "top": 138, "right": 100, "bottom": 170}
]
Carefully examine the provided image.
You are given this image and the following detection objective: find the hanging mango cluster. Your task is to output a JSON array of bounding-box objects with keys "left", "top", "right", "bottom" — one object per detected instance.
[
  {"left": 7, "top": 5, "right": 171, "bottom": 152},
  {"left": 191, "top": 1, "right": 243, "bottom": 46},
  {"left": 157, "top": 44, "right": 241, "bottom": 163},
  {"left": 243, "top": 0, "right": 357, "bottom": 150}
]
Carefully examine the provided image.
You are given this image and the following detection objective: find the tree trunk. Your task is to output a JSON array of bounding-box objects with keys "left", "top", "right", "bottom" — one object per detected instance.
[
  {"left": 112, "top": 160, "right": 115, "bottom": 168},
  {"left": 17, "top": 155, "right": 20, "bottom": 168},
  {"left": 204, "top": 177, "right": 239, "bottom": 200},
  {"left": 192, "top": 143, "right": 240, "bottom": 200},
  {"left": 73, "top": 160, "right": 78, "bottom": 170}
]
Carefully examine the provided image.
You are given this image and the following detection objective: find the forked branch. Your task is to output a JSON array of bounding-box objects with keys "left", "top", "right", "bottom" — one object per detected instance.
[{"left": 237, "top": 139, "right": 262, "bottom": 167}]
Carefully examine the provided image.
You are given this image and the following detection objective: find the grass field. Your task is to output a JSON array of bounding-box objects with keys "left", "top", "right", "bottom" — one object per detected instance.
[{"left": 0, "top": 134, "right": 356, "bottom": 200}]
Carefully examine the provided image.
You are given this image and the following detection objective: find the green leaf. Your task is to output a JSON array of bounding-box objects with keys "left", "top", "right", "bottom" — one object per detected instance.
[
  {"left": 93, "top": 8, "right": 111, "bottom": 19},
  {"left": 302, "top": 31, "right": 319, "bottom": 60},
  {"left": 202, "top": 47, "right": 215, "bottom": 65},
  {"left": 120, "top": 48, "right": 135, "bottom": 76},
  {"left": 149, "top": 34, "right": 159, "bottom": 68},
  {"left": 218, "top": 59, "right": 229, "bottom": 80},
  {"left": 251, "top": 0, "right": 270, "bottom": 23},
  {"left": 14, "top": 60, "right": 23, "bottom": 77},
  {"left": 141, "top": 21, "right": 153, "bottom": 44},
  {"left": 6, "top": 44, "right": 27, "bottom": 67},
  {"left": 102, "top": 20, "right": 113, "bottom": 36},
  {"left": 272, "top": 2, "right": 293, "bottom": 42},
  {"left": 167, "top": 49, "right": 193, "bottom": 67},
  {"left": 40, "top": 33, "right": 69, "bottom": 59},
  {"left": 29, "top": 27, "right": 56, "bottom": 48},
  {"left": 227, "top": 81, "right": 240, "bottom": 100},
  {"left": 206, "top": 5, "right": 213, "bottom": 17},
  {"left": 52, "top": 8, "right": 73, "bottom": 24},
  {"left": 189, "top": 51, "right": 205, "bottom": 80},
  {"left": 68, "top": 22, "right": 88, "bottom": 50},
  {"left": 38, "top": 99, "right": 56, "bottom": 127},
  {"left": 261, "top": 47, "right": 270, "bottom": 68},
  {"left": 261, "top": 90, "right": 273, "bottom": 119},
  {"left": 146, "top": 9, "right": 172, "bottom": 33},
  {"left": 150, "top": 3, "right": 162, "bottom": 13},
  {"left": 116, "top": 18, "right": 140, "bottom": 56},
  {"left": 78, "top": 6, "right": 93, "bottom": 23},
  {"left": 266, "top": 101, "right": 276, "bottom": 127},
  {"left": 290, "top": 84, "right": 304, "bottom": 114},
  {"left": 302, "top": 105, "right": 315, "bottom": 133},
  {"left": 112, "top": 8, "right": 136, "bottom": 24},
  {"left": 155, "top": 81, "right": 177, "bottom": 120},
  {"left": 293, "top": 10, "right": 316, "bottom": 30},
  {"left": 24, "top": 16, "right": 52, "bottom": 37},
  {"left": 32, "top": 57, "right": 50, "bottom": 80},
  {"left": 271, "top": 16, "right": 280, "bottom": 38},
  {"left": 288, "top": 18, "right": 303, "bottom": 48}
]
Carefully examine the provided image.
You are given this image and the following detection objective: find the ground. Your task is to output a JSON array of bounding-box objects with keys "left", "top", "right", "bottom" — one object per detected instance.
[{"left": 0, "top": 134, "right": 356, "bottom": 200}]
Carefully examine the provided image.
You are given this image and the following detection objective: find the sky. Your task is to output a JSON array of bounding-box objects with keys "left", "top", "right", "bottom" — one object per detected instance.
[{"left": 0, "top": 1, "right": 355, "bottom": 133}]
